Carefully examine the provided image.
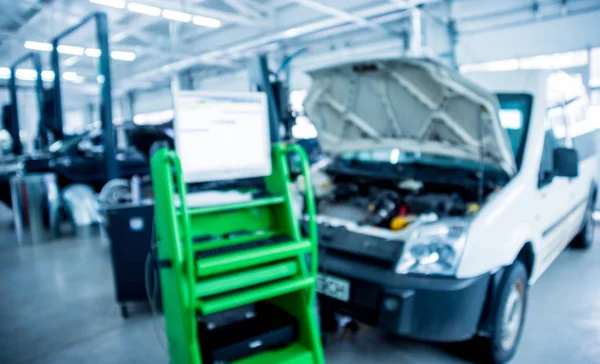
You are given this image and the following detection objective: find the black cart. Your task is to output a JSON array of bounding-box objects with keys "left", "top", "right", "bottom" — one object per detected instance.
[{"left": 103, "top": 203, "right": 157, "bottom": 318}]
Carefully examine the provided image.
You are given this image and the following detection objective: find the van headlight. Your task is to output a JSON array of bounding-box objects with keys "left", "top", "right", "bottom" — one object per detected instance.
[{"left": 395, "top": 220, "right": 469, "bottom": 276}]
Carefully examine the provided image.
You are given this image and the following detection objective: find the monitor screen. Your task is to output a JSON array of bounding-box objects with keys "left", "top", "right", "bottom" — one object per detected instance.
[{"left": 173, "top": 91, "right": 272, "bottom": 183}]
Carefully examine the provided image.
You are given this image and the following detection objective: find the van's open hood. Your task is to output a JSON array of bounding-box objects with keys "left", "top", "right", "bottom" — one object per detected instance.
[{"left": 304, "top": 57, "right": 516, "bottom": 176}]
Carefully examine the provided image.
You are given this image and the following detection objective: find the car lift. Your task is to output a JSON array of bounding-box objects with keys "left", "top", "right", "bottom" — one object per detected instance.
[
  {"left": 51, "top": 11, "right": 118, "bottom": 180},
  {"left": 7, "top": 52, "right": 44, "bottom": 154},
  {"left": 150, "top": 53, "right": 324, "bottom": 363},
  {"left": 3, "top": 11, "right": 116, "bottom": 177}
]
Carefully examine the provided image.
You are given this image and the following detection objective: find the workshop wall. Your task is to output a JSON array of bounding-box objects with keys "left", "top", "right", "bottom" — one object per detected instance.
[
  {"left": 133, "top": 88, "right": 173, "bottom": 115},
  {"left": 456, "top": 3, "right": 600, "bottom": 64}
]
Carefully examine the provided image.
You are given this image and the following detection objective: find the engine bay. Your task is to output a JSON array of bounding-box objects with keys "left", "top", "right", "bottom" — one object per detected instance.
[{"left": 315, "top": 164, "right": 505, "bottom": 233}]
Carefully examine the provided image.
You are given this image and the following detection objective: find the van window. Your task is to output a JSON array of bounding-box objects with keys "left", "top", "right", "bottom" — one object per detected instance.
[
  {"left": 538, "top": 130, "right": 557, "bottom": 188},
  {"left": 497, "top": 94, "right": 532, "bottom": 169},
  {"left": 546, "top": 102, "right": 568, "bottom": 147},
  {"left": 546, "top": 71, "right": 589, "bottom": 146}
]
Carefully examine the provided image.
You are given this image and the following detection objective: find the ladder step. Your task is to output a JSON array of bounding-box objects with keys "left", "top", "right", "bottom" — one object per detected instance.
[
  {"left": 192, "top": 230, "right": 285, "bottom": 252},
  {"left": 183, "top": 196, "right": 285, "bottom": 216},
  {"left": 197, "top": 276, "right": 315, "bottom": 315},
  {"left": 196, "top": 240, "right": 312, "bottom": 277},
  {"left": 195, "top": 260, "right": 299, "bottom": 298},
  {"left": 233, "top": 342, "right": 315, "bottom": 364}
]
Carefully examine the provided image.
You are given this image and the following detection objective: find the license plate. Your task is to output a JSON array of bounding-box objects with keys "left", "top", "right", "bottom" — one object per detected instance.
[{"left": 317, "top": 273, "right": 350, "bottom": 302}]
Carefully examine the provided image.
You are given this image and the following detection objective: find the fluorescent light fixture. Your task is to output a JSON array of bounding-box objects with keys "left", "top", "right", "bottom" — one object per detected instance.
[
  {"left": 57, "top": 45, "right": 85, "bottom": 56},
  {"left": 162, "top": 9, "right": 192, "bottom": 22},
  {"left": 85, "top": 48, "right": 101, "bottom": 57},
  {"left": 282, "top": 27, "right": 301, "bottom": 38},
  {"left": 133, "top": 109, "right": 175, "bottom": 125},
  {"left": 62, "top": 71, "right": 78, "bottom": 81},
  {"left": 22, "top": 42, "right": 137, "bottom": 62},
  {"left": 24, "top": 41, "right": 53, "bottom": 52},
  {"left": 41, "top": 70, "right": 55, "bottom": 81},
  {"left": 63, "top": 56, "right": 80, "bottom": 67},
  {"left": 89, "top": 0, "right": 125, "bottom": 9},
  {"left": 0, "top": 67, "right": 10, "bottom": 79},
  {"left": 128, "top": 2, "right": 161, "bottom": 16},
  {"left": 16, "top": 69, "right": 38, "bottom": 81},
  {"left": 111, "top": 50, "right": 136, "bottom": 61},
  {"left": 193, "top": 15, "right": 221, "bottom": 28},
  {"left": 63, "top": 71, "right": 85, "bottom": 84}
]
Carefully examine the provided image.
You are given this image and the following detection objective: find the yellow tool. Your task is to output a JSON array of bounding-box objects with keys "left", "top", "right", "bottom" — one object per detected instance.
[
  {"left": 390, "top": 216, "right": 411, "bottom": 231},
  {"left": 467, "top": 203, "right": 480, "bottom": 214}
]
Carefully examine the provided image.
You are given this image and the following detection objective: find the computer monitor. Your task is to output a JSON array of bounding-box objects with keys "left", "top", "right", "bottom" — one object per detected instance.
[{"left": 172, "top": 91, "right": 272, "bottom": 183}]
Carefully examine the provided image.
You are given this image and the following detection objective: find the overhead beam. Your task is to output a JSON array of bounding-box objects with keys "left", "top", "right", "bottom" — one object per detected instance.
[
  {"left": 232, "top": 0, "right": 271, "bottom": 13},
  {"left": 139, "top": 0, "right": 264, "bottom": 25},
  {"left": 0, "top": 7, "right": 28, "bottom": 26},
  {"left": 223, "top": 0, "right": 265, "bottom": 19},
  {"left": 292, "top": 0, "right": 398, "bottom": 36},
  {"left": 117, "top": 1, "right": 440, "bottom": 91},
  {"left": 0, "top": 1, "right": 86, "bottom": 63},
  {"left": 111, "top": 16, "right": 160, "bottom": 43}
]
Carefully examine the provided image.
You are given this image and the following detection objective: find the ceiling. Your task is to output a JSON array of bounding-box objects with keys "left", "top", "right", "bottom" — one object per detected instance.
[{"left": 0, "top": 0, "right": 598, "bottom": 96}]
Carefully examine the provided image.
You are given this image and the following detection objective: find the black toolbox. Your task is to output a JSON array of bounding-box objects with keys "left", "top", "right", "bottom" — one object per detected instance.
[
  {"left": 103, "top": 203, "right": 158, "bottom": 318},
  {"left": 198, "top": 303, "right": 298, "bottom": 363}
]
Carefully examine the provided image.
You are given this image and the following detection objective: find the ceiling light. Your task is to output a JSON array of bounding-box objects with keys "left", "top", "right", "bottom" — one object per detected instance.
[
  {"left": 282, "top": 27, "right": 301, "bottom": 38},
  {"left": 57, "top": 45, "right": 85, "bottom": 56},
  {"left": 128, "top": 2, "right": 162, "bottom": 16},
  {"left": 16, "top": 69, "right": 38, "bottom": 81},
  {"left": 63, "top": 56, "right": 81, "bottom": 67},
  {"left": 62, "top": 71, "right": 78, "bottom": 81},
  {"left": 133, "top": 109, "right": 175, "bottom": 125},
  {"left": 41, "top": 70, "right": 55, "bottom": 81},
  {"left": 62, "top": 72, "right": 85, "bottom": 84},
  {"left": 24, "top": 41, "right": 53, "bottom": 52},
  {"left": 85, "top": 48, "right": 101, "bottom": 57},
  {"left": 89, "top": 0, "right": 125, "bottom": 9},
  {"left": 0, "top": 67, "right": 11, "bottom": 79},
  {"left": 162, "top": 9, "right": 192, "bottom": 23},
  {"left": 193, "top": 15, "right": 221, "bottom": 28},
  {"left": 111, "top": 51, "right": 136, "bottom": 61}
]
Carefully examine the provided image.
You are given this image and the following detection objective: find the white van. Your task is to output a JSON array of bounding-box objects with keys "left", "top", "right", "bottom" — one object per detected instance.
[{"left": 302, "top": 58, "right": 597, "bottom": 363}]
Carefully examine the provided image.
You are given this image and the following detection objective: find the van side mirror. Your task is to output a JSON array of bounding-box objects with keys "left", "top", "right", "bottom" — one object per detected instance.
[{"left": 553, "top": 147, "right": 578, "bottom": 178}]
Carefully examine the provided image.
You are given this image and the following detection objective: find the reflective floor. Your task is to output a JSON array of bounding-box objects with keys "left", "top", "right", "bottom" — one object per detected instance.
[{"left": 2, "top": 208, "right": 600, "bottom": 363}]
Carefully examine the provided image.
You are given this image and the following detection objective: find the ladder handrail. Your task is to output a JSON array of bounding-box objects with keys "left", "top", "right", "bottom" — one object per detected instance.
[
  {"left": 282, "top": 143, "right": 318, "bottom": 277},
  {"left": 164, "top": 150, "right": 200, "bottom": 364}
]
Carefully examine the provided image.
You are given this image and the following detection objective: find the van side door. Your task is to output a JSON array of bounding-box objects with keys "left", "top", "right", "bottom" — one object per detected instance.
[
  {"left": 536, "top": 97, "right": 575, "bottom": 271},
  {"left": 563, "top": 90, "right": 596, "bottom": 240},
  {"left": 537, "top": 129, "right": 571, "bottom": 271}
]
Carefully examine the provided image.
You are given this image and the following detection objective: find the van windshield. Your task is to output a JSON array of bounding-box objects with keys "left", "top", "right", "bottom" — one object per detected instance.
[{"left": 497, "top": 94, "right": 533, "bottom": 168}]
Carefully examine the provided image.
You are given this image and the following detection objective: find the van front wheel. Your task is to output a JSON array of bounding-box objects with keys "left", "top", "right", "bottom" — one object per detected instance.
[{"left": 480, "top": 260, "right": 528, "bottom": 363}]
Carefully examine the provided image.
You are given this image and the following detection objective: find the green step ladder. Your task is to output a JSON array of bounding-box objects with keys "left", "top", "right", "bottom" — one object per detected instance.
[{"left": 150, "top": 142, "right": 325, "bottom": 364}]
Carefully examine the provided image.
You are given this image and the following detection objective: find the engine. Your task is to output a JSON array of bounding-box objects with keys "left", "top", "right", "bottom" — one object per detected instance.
[{"left": 317, "top": 180, "right": 478, "bottom": 232}]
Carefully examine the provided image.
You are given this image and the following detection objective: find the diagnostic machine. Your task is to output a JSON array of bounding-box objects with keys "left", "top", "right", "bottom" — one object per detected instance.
[{"left": 151, "top": 90, "right": 324, "bottom": 364}]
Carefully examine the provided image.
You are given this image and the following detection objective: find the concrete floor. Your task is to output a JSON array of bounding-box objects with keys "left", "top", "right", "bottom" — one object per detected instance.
[{"left": 2, "top": 208, "right": 600, "bottom": 364}]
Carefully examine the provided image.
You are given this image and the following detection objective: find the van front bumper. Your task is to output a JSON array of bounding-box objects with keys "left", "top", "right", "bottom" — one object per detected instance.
[{"left": 319, "top": 253, "right": 491, "bottom": 342}]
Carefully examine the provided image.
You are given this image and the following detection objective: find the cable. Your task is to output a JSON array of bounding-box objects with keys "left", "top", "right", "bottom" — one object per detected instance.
[{"left": 144, "top": 218, "right": 168, "bottom": 354}]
